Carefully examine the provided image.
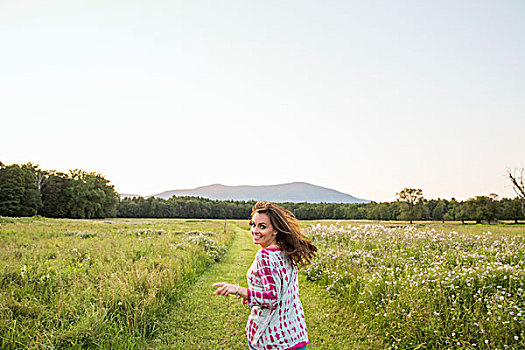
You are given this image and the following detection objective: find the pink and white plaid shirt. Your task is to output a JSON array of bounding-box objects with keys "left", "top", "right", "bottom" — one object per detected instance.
[{"left": 246, "top": 248, "right": 309, "bottom": 350}]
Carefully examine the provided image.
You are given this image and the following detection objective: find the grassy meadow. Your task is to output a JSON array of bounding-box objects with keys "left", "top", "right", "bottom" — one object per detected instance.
[
  {"left": 0, "top": 217, "right": 524, "bottom": 349},
  {"left": 0, "top": 217, "right": 233, "bottom": 349}
]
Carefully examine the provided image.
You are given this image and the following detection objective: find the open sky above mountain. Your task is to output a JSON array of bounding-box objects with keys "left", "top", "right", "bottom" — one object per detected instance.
[{"left": 1, "top": 1, "right": 524, "bottom": 202}]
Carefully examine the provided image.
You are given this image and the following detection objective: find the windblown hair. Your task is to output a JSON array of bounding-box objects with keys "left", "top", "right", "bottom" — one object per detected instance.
[{"left": 250, "top": 201, "right": 317, "bottom": 267}]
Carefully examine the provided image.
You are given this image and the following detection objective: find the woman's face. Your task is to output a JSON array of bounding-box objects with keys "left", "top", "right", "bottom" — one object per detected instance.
[{"left": 250, "top": 212, "right": 277, "bottom": 248}]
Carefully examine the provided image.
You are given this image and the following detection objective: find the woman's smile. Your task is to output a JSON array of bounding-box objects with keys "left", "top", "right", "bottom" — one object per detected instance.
[{"left": 250, "top": 212, "right": 277, "bottom": 248}]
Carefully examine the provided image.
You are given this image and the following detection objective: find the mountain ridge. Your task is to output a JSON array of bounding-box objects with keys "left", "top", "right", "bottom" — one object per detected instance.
[{"left": 123, "top": 182, "right": 369, "bottom": 203}]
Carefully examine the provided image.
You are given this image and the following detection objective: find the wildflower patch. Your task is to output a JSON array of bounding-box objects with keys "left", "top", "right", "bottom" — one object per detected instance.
[{"left": 304, "top": 224, "right": 525, "bottom": 349}]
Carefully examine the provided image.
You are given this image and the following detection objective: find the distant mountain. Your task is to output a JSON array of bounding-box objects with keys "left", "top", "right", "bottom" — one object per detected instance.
[
  {"left": 119, "top": 193, "right": 142, "bottom": 199},
  {"left": 148, "top": 182, "right": 369, "bottom": 203}
]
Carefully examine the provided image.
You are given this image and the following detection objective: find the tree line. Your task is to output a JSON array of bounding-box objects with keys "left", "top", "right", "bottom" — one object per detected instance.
[
  {"left": 117, "top": 194, "right": 524, "bottom": 223},
  {"left": 0, "top": 162, "right": 119, "bottom": 218},
  {"left": 1, "top": 161, "right": 524, "bottom": 224}
]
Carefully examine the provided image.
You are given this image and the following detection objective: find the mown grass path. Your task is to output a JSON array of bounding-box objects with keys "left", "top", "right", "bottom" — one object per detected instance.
[{"left": 149, "top": 224, "right": 378, "bottom": 349}]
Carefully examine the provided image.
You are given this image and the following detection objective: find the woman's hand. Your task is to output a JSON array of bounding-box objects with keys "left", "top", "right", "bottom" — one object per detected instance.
[
  {"left": 213, "top": 282, "right": 249, "bottom": 305},
  {"left": 213, "top": 282, "right": 237, "bottom": 296}
]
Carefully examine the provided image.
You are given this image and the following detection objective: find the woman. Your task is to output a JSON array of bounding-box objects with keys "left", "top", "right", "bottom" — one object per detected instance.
[{"left": 213, "top": 201, "right": 317, "bottom": 350}]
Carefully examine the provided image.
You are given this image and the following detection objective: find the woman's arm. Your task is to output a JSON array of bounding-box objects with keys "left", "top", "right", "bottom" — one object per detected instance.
[
  {"left": 213, "top": 282, "right": 249, "bottom": 300},
  {"left": 213, "top": 251, "right": 282, "bottom": 308}
]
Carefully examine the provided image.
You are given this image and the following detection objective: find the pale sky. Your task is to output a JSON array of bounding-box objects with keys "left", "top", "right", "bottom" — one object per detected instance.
[{"left": 1, "top": 0, "right": 524, "bottom": 202}]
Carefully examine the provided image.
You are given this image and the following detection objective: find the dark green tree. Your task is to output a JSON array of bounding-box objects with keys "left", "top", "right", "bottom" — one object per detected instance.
[
  {"left": 40, "top": 173, "right": 72, "bottom": 218},
  {"left": 501, "top": 198, "right": 524, "bottom": 224},
  {"left": 368, "top": 202, "right": 391, "bottom": 220},
  {"left": 0, "top": 164, "right": 42, "bottom": 216},
  {"left": 22, "top": 162, "right": 48, "bottom": 190},
  {"left": 396, "top": 188, "right": 424, "bottom": 224},
  {"left": 464, "top": 195, "right": 500, "bottom": 224},
  {"left": 444, "top": 198, "right": 459, "bottom": 222},
  {"left": 431, "top": 201, "right": 447, "bottom": 222},
  {"left": 41, "top": 170, "right": 119, "bottom": 219}
]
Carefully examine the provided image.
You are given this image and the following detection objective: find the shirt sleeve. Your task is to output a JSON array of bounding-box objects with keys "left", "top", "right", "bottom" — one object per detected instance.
[{"left": 247, "top": 250, "right": 282, "bottom": 309}]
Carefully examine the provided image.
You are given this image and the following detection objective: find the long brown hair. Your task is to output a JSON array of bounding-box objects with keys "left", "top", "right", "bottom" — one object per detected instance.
[{"left": 250, "top": 201, "right": 317, "bottom": 267}]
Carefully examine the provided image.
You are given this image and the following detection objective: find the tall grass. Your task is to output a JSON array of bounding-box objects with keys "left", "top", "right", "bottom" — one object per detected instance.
[
  {"left": 0, "top": 217, "right": 233, "bottom": 349},
  {"left": 303, "top": 223, "right": 525, "bottom": 349}
]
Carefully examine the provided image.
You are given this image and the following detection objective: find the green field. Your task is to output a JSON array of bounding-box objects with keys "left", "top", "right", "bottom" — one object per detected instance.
[
  {"left": 0, "top": 217, "right": 233, "bottom": 349},
  {"left": 1, "top": 218, "right": 524, "bottom": 349}
]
